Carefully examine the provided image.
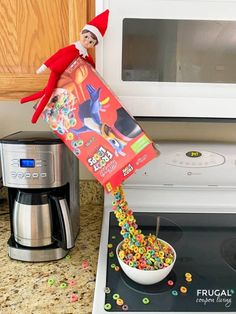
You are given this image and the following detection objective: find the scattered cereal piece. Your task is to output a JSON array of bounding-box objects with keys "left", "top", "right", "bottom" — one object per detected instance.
[
  {"left": 180, "top": 286, "right": 188, "bottom": 294},
  {"left": 104, "top": 287, "right": 111, "bottom": 294},
  {"left": 122, "top": 304, "right": 129, "bottom": 311},
  {"left": 70, "top": 294, "right": 78, "bottom": 302},
  {"left": 142, "top": 297, "right": 150, "bottom": 304},
  {"left": 185, "top": 272, "right": 192, "bottom": 278},
  {"left": 109, "top": 252, "right": 114, "bottom": 258},
  {"left": 115, "top": 266, "right": 120, "bottom": 272},
  {"left": 167, "top": 280, "right": 174, "bottom": 286},
  {"left": 108, "top": 243, "right": 113, "bottom": 249},
  {"left": 65, "top": 255, "right": 71, "bottom": 260},
  {"left": 116, "top": 298, "right": 124, "bottom": 306},
  {"left": 60, "top": 283, "right": 67, "bottom": 289},
  {"left": 82, "top": 260, "right": 89, "bottom": 268},
  {"left": 68, "top": 280, "right": 76, "bottom": 286},
  {"left": 172, "top": 290, "right": 178, "bottom": 296},
  {"left": 104, "top": 303, "right": 112, "bottom": 310},
  {"left": 112, "top": 293, "right": 120, "bottom": 300},
  {"left": 111, "top": 264, "right": 116, "bottom": 269},
  {"left": 47, "top": 278, "right": 55, "bottom": 286}
]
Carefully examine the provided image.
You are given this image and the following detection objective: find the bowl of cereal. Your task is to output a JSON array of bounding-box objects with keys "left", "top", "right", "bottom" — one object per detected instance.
[{"left": 116, "top": 237, "right": 176, "bottom": 285}]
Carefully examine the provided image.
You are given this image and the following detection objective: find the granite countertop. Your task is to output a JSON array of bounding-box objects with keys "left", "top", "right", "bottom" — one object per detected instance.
[{"left": 0, "top": 181, "right": 104, "bottom": 314}]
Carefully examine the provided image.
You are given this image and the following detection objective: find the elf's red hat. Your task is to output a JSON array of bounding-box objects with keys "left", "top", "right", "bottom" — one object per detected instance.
[{"left": 82, "top": 9, "right": 109, "bottom": 44}]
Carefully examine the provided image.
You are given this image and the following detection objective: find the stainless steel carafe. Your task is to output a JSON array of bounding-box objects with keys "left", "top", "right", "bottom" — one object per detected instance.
[{"left": 13, "top": 190, "right": 74, "bottom": 249}]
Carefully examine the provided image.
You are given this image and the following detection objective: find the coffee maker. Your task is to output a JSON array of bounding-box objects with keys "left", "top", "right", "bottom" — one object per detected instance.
[{"left": 0, "top": 131, "right": 79, "bottom": 262}]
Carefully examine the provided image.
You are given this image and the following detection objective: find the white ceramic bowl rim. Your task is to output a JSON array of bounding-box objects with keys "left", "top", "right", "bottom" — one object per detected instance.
[{"left": 116, "top": 238, "right": 176, "bottom": 272}]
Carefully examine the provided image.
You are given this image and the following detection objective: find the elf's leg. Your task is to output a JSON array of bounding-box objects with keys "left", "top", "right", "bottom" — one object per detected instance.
[
  {"left": 20, "top": 90, "right": 45, "bottom": 104},
  {"left": 31, "top": 71, "right": 60, "bottom": 124}
]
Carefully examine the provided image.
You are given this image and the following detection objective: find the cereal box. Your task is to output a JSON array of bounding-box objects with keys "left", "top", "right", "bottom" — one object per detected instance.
[{"left": 42, "top": 57, "right": 159, "bottom": 192}]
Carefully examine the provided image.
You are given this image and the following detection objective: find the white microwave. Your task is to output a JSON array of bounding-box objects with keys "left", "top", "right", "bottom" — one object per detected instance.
[{"left": 96, "top": 0, "right": 236, "bottom": 119}]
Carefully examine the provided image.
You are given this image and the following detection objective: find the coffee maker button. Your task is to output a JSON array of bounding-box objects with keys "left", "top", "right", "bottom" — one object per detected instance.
[
  {"left": 11, "top": 162, "right": 19, "bottom": 167},
  {"left": 11, "top": 172, "right": 17, "bottom": 178},
  {"left": 36, "top": 162, "right": 42, "bottom": 167},
  {"left": 18, "top": 172, "right": 24, "bottom": 178},
  {"left": 32, "top": 173, "right": 39, "bottom": 178},
  {"left": 40, "top": 173, "right": 47, "bottom": 178},
  {"left": 25, "top": 172, "right": 31, "bottom": 178}
]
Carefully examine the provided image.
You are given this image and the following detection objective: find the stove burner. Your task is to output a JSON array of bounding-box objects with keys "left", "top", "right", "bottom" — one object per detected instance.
[
  {"left": 120, "top": 269, "right": 177, "bottom": 294},
  {"left": 221, "top": 238, "right": 236, "bottom": 271}
]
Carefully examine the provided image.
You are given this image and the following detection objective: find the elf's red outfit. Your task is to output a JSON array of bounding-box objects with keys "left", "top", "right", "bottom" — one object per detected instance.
[
  {"left": 43, "top": 44, "right": 95, "bottom": 72},
  {"left": 20, "top": 9, "right": 109, "bottom": 124}
]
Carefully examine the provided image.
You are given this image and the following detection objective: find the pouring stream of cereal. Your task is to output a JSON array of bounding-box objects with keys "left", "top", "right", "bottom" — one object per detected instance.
[{"left": 112, "top": 185, "right": 174, "bottom": 270}]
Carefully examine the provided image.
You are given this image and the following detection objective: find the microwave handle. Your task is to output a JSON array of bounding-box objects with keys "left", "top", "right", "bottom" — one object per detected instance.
[{"left": 51, "top": 196, "right": 74, "bottom": 249}]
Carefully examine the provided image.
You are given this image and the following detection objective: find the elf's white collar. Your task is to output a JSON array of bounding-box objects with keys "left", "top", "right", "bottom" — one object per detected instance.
[{"left": 74, "top": 41, "right": 88, "bottom": 57}]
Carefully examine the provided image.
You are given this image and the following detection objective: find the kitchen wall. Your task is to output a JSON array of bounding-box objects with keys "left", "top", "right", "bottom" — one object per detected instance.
[{"left": 1, "top": 100, "right": 236, "bottom": 179}]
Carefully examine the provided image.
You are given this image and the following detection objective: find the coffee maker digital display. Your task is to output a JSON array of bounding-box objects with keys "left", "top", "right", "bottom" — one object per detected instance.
[
  {"left": 20, "top": 159, "right": 35, "bottom": 168},
  {"left": 0, "top": 131, "right": 79, "bottom": 262}
]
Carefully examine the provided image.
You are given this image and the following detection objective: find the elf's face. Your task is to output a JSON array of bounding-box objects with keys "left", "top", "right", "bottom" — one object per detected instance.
[{"left": 80, "top": 31, "right": 97, "bottom": 49}]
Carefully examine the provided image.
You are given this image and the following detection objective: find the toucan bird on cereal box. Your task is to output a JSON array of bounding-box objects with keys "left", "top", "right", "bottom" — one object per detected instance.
[{"left": 69, "top": 84, "right": 142, "bottom": 157}]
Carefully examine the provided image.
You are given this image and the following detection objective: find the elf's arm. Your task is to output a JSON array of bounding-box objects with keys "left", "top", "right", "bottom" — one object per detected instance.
[{"left": 36, "top": 44, "right": 77, "bottom": 73}]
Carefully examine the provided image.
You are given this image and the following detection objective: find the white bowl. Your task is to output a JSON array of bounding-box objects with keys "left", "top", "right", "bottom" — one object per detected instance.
[{"left": 116, "top": 238, "right": 176, "bottom": 285}]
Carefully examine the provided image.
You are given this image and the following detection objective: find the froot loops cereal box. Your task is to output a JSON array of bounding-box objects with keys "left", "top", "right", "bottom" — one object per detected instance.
[{"left": 42, "top": 57, "right": 159, "bottom": 192}]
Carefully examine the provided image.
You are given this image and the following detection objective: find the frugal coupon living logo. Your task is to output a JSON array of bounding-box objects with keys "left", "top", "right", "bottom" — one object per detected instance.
[{"left": 195, "top": 289, "right": 235, "bottom": 308}]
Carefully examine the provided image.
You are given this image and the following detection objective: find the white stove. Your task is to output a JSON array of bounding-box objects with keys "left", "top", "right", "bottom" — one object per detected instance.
[{"left": 93, "top": 141, "right": 236, "bottom": 313}]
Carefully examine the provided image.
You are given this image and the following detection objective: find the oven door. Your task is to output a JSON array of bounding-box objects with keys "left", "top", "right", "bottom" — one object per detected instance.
[{"left": 96, "top": 0, "right": 236, "bottom": 119}]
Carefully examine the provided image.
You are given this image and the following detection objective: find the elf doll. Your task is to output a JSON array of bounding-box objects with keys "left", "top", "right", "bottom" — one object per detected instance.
[{"left": 21, "top": 9, "right": 109, "bottom": 124}]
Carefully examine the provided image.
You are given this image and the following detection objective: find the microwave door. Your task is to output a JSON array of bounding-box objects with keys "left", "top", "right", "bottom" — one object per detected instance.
[{"left": 96, "top": 0, "right": 236, "bottom": 119}]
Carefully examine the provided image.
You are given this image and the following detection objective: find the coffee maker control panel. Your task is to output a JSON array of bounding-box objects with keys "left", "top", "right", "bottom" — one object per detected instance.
[
  {"left": 0, "top": 142, "right": 68, "bottom": 188},
  {"left": 9, "top": 155, "right": 53, "bottom": 183}
]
